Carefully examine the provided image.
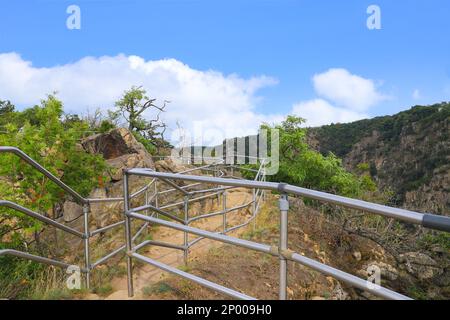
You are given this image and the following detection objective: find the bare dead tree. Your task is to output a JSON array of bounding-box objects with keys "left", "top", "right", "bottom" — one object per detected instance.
[{"left": 115, "top": 86, "right": 171, "bottom": 149}]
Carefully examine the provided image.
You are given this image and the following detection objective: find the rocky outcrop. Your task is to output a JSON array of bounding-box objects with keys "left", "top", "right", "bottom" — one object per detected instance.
[
  {"left": 154, "top": 158, "right": 187, "bottom": 173},
  {"left": 398, "top": 252, "right": 443, "bottom": 281},
  {"left": 62, "top": 201, "right": 83, "bottom": 222},
  {"left": 56, "top": 128, "right": 157, "bottom": 237},
  {"left": 308, "top": 104, "right": 450, "bottom": 215},
  {"left": 82, "top": 128, "right": 154, "bottom": 181}
]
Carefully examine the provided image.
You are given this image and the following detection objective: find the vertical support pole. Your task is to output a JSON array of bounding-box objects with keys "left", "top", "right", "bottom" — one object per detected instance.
[
  {"left": 183, "top": 195, "right": 189, "bottom": 265},
  {"left": 262, "top": 163, "right": 266, "bottom": 202},
  {"left": 222, "top": 190, "right": 227, "bottom": 233},
  {"left": 145, "top": 188, "right": 149, "bottom": 216},
  {"left": 82, "top": 203, "right": 90, "bottom": 290},
  {"left": 279, "top": 193, "right": 289, "bottom": 300},
  {"left": 154, "top": 180, "right": 159, "bottom": 219},
  {"left": 252, "top": 188, "right": 257, "bottom": 231},
  {"left": 123, "top": 171, "right": 134, "bottom": 297}
]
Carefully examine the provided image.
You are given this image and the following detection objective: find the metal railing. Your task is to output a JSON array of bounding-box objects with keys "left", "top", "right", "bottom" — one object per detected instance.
[
  {"left": 0, "top": 147, "right": 161, "bottom": 287},
  {"left": 123, "top": 169, "right": 450, "bottom": 301},
  {"left": 2, "top": 146, "right": 450, "bottom": 300},
  {"left": 0, "top": 146, "right": 257, "bottom": 290}
]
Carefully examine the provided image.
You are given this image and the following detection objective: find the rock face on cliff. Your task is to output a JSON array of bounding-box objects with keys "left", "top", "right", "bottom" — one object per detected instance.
[
  {"left": 58, "top": 128, "right": 156, "bottom": 235},
  {"left": 308, "top": 103, "right": 450, "bottom": 215},
  {"left": 82, "top": 128, "right": 154, "bottom": 181}
]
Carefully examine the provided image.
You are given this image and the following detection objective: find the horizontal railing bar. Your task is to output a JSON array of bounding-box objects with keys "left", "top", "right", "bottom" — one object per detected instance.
[
  {"left": 188, "top": 210, "right": 224, "bottom": 223},
  {"left": 91, "top": 245, "right": 125, "bottom": 268},
  {"left": 127, "top": 213, "right": 273, "bottom": 255},
  {"left": 0, "top": 200, "right": 85, "bottom": 238},
  {"left": 0, "top": 249, "right": 80, "bottom": 271},
  {"left": 90, "top": 220, "right": 125, "bottom": 236},
  {"left": 282, "top": 184, "right": 426, "bottom": 225},
  {"left": 226, "top": 202, "right": 253, "bottom": 213},
  {"left": 157, "top": 183, "right": 202, "bottom": 195},
  {"left": 227, "top": 165, "right": 259, "bottom": 173},
  {"left": 159, "top": 192, "right": 220, "bottom": 211},
  {"left": 177, "top": 162, "right": 224, "bottom": 175},
  {"left": 287, "top": 253, "right": 411, "bottom": 300},
  {"left": 131, "top": 204, "right": 185, "bottom": 224},
  {"left": 130, "top": 179, "right": 156, "bottom": 198},
  {"left": 0, "top": 147, "right": 86, "bottom": 204},
  {"left": 159, "top": 177, "right": 190, "bottom": 195},
  {"left": 133, "top": 240, "right": 186, "bottom": 252},
  {"left": 128, "top": 212, "right": 413, "bottom": 300},
  {"left": 189, "top": 186, "right": 236, "bottom": 195},
  {"left": 132, "top": 221, "right": 150, "bottom": 242},
  {"left": 187, "top": 236, "right": 206, "bottom": 247},
  {"left": 131, "top": 252, "right": 255, "bottom": 300},
  {"left": 89, "top": 180, "right": 157, "bottom": 204},
  {"left": 156, "top": 155, "right": 266, "bottom": 161},
  {"left": 127, "top": 170, "right": 450, "bottom": 232},
  {"left": 188, "top": 200, "right": 254, "bottom": 229},
  {"left": 225, "top": 215, "right": 257, "bottom": 234},
  {"left": 88, "top": 197, "right": 123, "bottom": 204}
]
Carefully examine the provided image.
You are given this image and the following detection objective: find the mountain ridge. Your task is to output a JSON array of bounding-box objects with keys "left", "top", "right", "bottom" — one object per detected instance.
[{"left": 307, "top": 102, "right": 450, "bottom": 214}]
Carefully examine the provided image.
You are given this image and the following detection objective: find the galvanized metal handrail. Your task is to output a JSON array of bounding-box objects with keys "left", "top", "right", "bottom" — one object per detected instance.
[
  {"left": 0, "top": 146, "right": 250, "bottom": 292},
  {"left": 0, "top": 249, "right": 79, "bottom": 271},
  {"left": 0, "top": 147, "right": 87, "bottom": 204},
  {"left": 127, "top": 170, "right": 450, "bottom": 232},
  {"left": 3, "top": 146, "right": 449, "bottom": 300},
  {"left": 0, "top": 200, "right": 85, "bottom": 238},
  {"left": 123, "top": 168, "right": 450, "bottom": 301}
]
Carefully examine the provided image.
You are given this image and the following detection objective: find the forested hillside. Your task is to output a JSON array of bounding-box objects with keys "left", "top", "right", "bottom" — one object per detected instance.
[{"left": 308, "top": 103, "right": 450, "bottom": 214}]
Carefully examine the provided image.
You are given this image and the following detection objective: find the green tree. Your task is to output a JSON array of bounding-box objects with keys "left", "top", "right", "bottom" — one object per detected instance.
[
  {"left": 245, "top": 115, "right": 377, "bottom": 198},
  {"left": 114, "top": 86, "right": 170, "bottom": 150},
  {"left": 0, "top": 95, "right": 107, "bottom": 248}
]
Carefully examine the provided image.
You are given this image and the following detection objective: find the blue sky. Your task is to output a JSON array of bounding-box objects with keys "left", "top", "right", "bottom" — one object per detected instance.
[{"left": 0, "top": 0, "right": 449, "bottom": 142}]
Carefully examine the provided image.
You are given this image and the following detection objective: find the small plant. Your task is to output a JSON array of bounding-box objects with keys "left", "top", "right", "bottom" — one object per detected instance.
[
  {"left": 36, "top": 288, "right": 75, "bottom": 300},
  {"left": 142, "top": 282, "right": 173, "bottom": 296},
  {"left": 178, "top": 264, "right": 191, "bottom": 273},
  {"left": 94, "top": 284, "right": 113, "bottom": 297}
]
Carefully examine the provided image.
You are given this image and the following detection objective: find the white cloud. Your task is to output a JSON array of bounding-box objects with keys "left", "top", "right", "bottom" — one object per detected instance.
[
  {"left": 291, "top": 99, "right": 368, "bottom": 127},
  {"left": 412, "top": 89, "right": 421, "bottom": 100},
  {"left": 0, "top": 52, "right": 280, "bottom": 145},
  {"left": 0, "top": 53, "right": 390, "bottom": 141},
  {"left": 312, "top": 68, "right": 387, "bottom": 111},
  {"left": 290, "top": 68, "right": 388, "bottom": 127}
]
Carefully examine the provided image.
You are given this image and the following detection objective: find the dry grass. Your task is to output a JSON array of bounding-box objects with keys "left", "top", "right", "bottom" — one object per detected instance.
[{"left": 138, "top": 195, "right": 348, "bottom": 300}]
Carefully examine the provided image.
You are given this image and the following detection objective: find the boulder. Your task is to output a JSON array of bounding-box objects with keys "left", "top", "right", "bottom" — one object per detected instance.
[
  {"left": 399, "top": 252, "right": 443, "bottom": 280},
  {"left": 63, "top": 201, "right": 83, "bottom": 222},
  {"left": 352, "top": 251, "right": 362, "bottom": 261},
  {"left": 358, "top": 261, "right": 399, "bottom": 282},
  {"left": 82, "top": 128, "right": 154, "bottom": 181},
  {"left": 154, "top": 158, "right": 188, "bottom": 173}
]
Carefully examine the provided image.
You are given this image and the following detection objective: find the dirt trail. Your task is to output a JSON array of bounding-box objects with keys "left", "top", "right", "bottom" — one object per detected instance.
[{"left": 104, "top": 188, "right": 254, "bottom": 300}]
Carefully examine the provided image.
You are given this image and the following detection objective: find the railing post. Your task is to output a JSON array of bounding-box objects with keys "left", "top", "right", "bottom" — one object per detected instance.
[
  {"left": 154, "top": 180, "right": 159, "bottom": 219},
  {"left": 123, "top": 171, "right": 134, "bottom": 297},
  {"left": 252, "top": 188, "right": 257, "bottom": 231},
  {"left": 82, "top": 203, "right": 91, "bottom": 290},
  {"left": 183, "top": 195, "right": 189, "bottom": 265},
  {"left": 145, "top": 188, "right": 149, "bottom": 216},
  {"left": 222, "top": 190, "right": 227, "bottom": 233},
  {"left": 262, "top": 162, "right": 266, "bottom": 202},
  {"left": 279, "top": 193, "right": 289, "bottom": 300}
]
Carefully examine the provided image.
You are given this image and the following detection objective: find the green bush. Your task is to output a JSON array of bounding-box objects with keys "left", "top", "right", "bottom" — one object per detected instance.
[
  {"left": 0, "top": 96, "right": 108, "bottom": 299},
  {"left": 258, "top": 116, "right": 377, "bottom": 198}
]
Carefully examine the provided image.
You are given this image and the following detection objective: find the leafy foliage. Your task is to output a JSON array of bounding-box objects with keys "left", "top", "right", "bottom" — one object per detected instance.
[
  {"left": 0, "top": 95, "right": 107, "bottom": 246},
  {"left": 114, "top": 86, "right": 171, "bottom": 150},
  {"left": 309, "top": 103, "right": 450, "bottom": 202},
  {"left": 310, "top": 103, "right": 449, "bottom": 157},
  {"left": 247, "top": 116, "right": 378, "bottom": 198}
]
